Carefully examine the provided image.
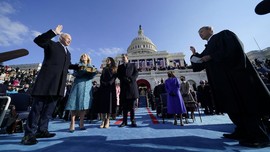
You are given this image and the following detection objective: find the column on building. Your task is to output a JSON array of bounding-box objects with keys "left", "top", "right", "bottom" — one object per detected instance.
[
  {"left": 144, "top": 59, "right": 147, "bottom": 68},
  {"left": 163, "top": 58, "right": 166, "bottom": 67}
]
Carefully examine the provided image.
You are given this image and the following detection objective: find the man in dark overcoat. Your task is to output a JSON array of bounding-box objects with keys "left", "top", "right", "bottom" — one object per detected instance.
[
  {"left": 21, "top": 25, "right": 74, "bottom": 145},
  {"left": 117, "top": 54, "right": 139, "bottom": 127},
  {"left": 190, "top": 26, "right": 270, "bottom": 148}
]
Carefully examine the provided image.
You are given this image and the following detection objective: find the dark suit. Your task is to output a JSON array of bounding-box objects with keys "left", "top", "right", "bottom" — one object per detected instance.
[
  {"left": 191, "top": 30, "right": 270, "bottom": 142},
  {"left": 24, "top": 29, "right": 72, "bottom": 136},
  {"left": 117, "top": 63, "right": 139, "bottom": 124}
]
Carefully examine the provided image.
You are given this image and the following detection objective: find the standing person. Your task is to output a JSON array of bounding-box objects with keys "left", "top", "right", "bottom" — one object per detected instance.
[
  {"left": 165, "top": 71, "right": 187, "bottom": 126},
  {"left": 153, "top": 78, "right": 166, "bottom": 116},
  {"left": 190, "top": 26, "right": 270, "bottom": 148},
  {"left": 196, "top": 80, "right": 214, "bottom": 115},
  {"left": 62, "top": 82, "right": 72, "bottom": 121},
  {"left": 86, "top": 80, "right": 100, "bottom": 121},
  {"left": 65, "top": 54, "right": 97, "bottom": 132},
  {"left": 115, "top": 83, "right": 121, "bottom": 116},
  {"left": 21, "top": 25, "right": 75, "bottom": 145},
  {"left": 117, "top": 54, "right": 139, "bottom": 127},
  {"left": 97, "top": 57, "right": 117, "bottom": 128},
  {"left": 18, "top": 84, "right": 31, "bottom": 94}
]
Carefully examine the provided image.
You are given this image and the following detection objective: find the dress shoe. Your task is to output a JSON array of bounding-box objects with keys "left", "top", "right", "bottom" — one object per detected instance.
[
  {"left": 80, "top": 127, "right": 86, "bottom": 130},
  {"left": 119, "top": 122, "right": 127, "bottom": 127},
  {"left": 100, "top": 120, "right": 105, "bottom": 128},
  {"left": 131, "top": 122, "right": 137, "bottom": 127},
  {"left": 21, "top": 135, "right": 38, "bottom": 145},
  {"left": 173, "top": 120, "right": 177, "bottom": 125},
  {"left": 35, "top": 130, "right": 56, "bottom": 138},
  {"left": 104, "top": 119, "right": 110, "bottom": 128},
  {"left": 69, "top": 129, "right": 75, "bottom": 133},
  {"left": 239, "top": 139, "right": 270, "bottom": 148},
  {"left": 223, "top": 132, "right": 244, "bottom": 140}
]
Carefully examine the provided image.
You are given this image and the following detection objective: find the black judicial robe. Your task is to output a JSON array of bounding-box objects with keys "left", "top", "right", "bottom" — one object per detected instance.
[{"left": 191, "top": 30, "right": 270, "bottom": 116}]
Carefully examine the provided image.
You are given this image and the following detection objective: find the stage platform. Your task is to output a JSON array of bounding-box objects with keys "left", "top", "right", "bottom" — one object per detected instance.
[{"left": 1, "top": 107, "right": 270, "bottom": 152}]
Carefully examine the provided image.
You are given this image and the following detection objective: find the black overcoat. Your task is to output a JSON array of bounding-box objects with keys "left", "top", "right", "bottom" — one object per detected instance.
[
  {"left": 117, "top": 63, "right": 139, "bottom": 100},
  {"left": 31, "top": 30, "right": 71, "bottom": 97},
  {"left": 98, "top": 67, "right": 117, "bottom": 113},
  {"left": 191, "top": 30, "right": 270, "bottom": 115}
]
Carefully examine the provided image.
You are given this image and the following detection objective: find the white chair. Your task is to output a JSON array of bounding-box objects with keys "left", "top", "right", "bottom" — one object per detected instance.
[{"left": 0, "top": 96, "right": 11, "bottom": 127}]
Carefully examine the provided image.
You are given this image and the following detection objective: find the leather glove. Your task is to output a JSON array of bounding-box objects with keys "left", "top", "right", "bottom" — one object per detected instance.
[{"left": 124, "top": 77, "right": 131, "bottom": 83}]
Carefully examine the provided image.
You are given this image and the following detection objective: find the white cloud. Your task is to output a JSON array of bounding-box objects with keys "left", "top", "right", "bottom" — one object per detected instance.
[
  {"left": 0, "top": 2, "right": 15, "bottom": 15},
  {"left": 0, "top": 2, "right": 30, "bottom": 47},
  {"left": 94, "top": 47, "right": 125, "bottom": 56}
]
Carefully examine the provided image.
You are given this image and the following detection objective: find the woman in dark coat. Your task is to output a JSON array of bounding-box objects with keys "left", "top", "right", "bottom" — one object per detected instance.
[{"left": 98, "top": 57, "right": 117, "bottom": 128}]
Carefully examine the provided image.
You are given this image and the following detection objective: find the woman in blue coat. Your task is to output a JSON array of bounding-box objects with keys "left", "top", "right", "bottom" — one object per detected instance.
[
  {"left": 165, "top": 71, "right": 187, "bottom": 126},
  {"left": 65, "top": 53, "right": 97, "bottom": 132}
]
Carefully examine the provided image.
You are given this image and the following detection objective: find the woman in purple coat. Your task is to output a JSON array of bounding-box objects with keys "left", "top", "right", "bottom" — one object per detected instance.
[{"left": 165, "top": 71, "right": 187, "bottom": 126}]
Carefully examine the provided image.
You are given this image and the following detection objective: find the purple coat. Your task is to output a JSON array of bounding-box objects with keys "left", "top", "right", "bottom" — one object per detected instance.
[{"left": 165, "top": 77, "right": 187, "bottom": 114}]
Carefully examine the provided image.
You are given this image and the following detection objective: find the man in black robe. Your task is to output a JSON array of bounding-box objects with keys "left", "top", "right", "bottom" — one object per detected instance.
[{"left": 190, "top": 26, "right": 270, "bottom": 148}]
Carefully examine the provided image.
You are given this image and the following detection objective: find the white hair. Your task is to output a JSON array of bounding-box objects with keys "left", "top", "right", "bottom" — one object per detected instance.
[{"left": 58, "top": 33, "right": 71, "bottom": 41}]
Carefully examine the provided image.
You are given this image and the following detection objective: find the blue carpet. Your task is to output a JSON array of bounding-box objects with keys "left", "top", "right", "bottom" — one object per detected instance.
[{"left": 0, "top": 108, "right": 270, "bottom": 152}]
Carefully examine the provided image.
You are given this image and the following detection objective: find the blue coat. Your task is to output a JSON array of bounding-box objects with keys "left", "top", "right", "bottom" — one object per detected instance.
[{"left": 65, "top": 63, "right": 97, "bottom": 110}]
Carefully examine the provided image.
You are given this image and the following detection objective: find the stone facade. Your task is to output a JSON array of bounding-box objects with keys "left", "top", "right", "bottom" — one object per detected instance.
[{"left": 96, "top": 25, "right": 208, "bottom": 91}]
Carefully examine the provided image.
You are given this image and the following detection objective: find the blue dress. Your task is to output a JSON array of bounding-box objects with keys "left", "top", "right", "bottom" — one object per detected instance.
[
  {"left": 65, "top": 63, "right": 97, "bottom": 110},
  {"left": 165, "top": 77, "right": 187, "bottom": 114}
]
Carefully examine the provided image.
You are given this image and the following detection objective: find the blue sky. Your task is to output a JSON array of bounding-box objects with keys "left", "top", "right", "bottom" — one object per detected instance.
[{"left": 1, "top": 0, "right": 269, "bottom": 68}]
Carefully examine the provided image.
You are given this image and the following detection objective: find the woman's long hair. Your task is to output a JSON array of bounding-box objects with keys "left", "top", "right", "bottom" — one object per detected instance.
[
  {"left": 79, "top": 53, "right": 91, "bottom": 64},
  {"left": 167, "top": 71, "right": 176, "bottom": 78},
  {"left": 107, "top": 57, "right": 117, "bottom": 74}
]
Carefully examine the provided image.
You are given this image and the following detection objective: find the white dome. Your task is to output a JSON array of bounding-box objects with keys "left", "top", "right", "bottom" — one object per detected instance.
[{"left": 127, "top": 25, "right": 157, "bottom": 54}]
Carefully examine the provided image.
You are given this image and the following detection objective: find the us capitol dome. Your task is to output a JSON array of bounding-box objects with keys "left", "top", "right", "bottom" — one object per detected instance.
[
  {"left": 127, "top": 25, "right": 157, "bottom": 55},
  {"left": 113, "top": 25, "right": 188, "bottom": 71}
]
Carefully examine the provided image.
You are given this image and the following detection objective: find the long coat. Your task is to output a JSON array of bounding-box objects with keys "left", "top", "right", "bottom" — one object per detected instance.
[
  {"left": 180, "top": 81, "right": 196, "bottom": 110},
  {"left": 65, "top": 63, "right": 96, "bottom": 110},
  {"left": 165, "top": 77, "right": 187, "bottom": 114},
  {"left": 97, "top": 66, "right": 117, "bottom": 113},
  {"left": 191, "top": 30, "right": 270, "bottom": 115},
  {"left": 117, "top": 63, "right": 139, "bottom": 101},
  {"left": 31, "top": 30, "right": 71, "bottom": 97}
]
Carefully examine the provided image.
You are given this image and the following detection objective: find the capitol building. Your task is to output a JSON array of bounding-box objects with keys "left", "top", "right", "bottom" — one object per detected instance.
[{"left": 95, "top": 25, "right": 208, "bottom": 91}]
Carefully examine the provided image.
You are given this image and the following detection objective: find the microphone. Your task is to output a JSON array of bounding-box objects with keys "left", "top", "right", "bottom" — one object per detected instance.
[{"left": 0, "top": 49, "right": 29, "bottom": 63}]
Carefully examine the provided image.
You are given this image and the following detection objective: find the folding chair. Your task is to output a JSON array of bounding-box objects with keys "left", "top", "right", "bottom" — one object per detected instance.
[
  {"left": 0, "top": 96, "right": 11, "bottom": 127},
  {"left": 190, "top": 94, "right": 202, "bottom": 122}
]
